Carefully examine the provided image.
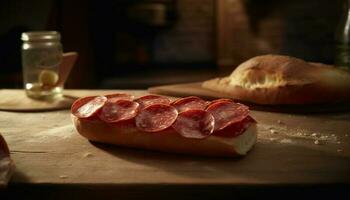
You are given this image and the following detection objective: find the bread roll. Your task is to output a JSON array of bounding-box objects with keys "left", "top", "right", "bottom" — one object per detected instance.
[
  {"left": 72, "top": 115, "right": 257, "bottom": 157},
  {"left": 202, "top": 55, "right": 350, "bottom": 104}
]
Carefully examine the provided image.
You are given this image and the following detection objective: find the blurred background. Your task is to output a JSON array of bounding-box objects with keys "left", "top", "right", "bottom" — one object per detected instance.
[{"left": 0, "top": 0, "right": 344, "bottom": 89}]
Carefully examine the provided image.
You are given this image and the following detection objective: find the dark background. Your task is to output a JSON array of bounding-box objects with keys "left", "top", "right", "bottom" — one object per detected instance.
[{"left": 0, "top": 0, "right": 344, "bottom": 89}]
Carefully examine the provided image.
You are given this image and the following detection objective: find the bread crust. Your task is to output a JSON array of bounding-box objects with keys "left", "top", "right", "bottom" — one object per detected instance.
[
  {"left": 72, "top": 115, "right": 257, "bottom": 157},
  {"left": 202, "top": 55, "right": 350, "bottom": 105}
]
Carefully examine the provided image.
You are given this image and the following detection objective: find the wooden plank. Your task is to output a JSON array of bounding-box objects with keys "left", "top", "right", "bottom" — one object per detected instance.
[
  {"left": 0, "top": 90, "right": 349, "bottom": 187},
  {"left": 0, "top": 90, "right": 75, "bottom": 112},
  {"left": 148, "top": 82, "right": 231, "bottom": 99},
  {"left": 148, "top": 82, "right": 350, "bottom": 113},
  {"left": 0, "top": 89, "right": 148, "bottom": 112}
]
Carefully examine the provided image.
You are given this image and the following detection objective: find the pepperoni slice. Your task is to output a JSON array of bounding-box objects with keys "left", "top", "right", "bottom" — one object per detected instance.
[
  {"left": 171, "top": 96, "right": 207, "bottom": 113},
  {"left": 207, "top": 98, "right": 234, "bottom": 107},
  {"left": 72, "top": 96, "right": 107, "bottom": 118},
  {"left": 105, "top": 93, "right": 134, "bottom": 102},
  {"left": 172, "top": 110, "right": 215, "bottom": 139},
  {"left": 206, "top": 101, "right": 249, "bottom": 131},
  {"left": 0, "top": 134, "right": 10, "bottom": 156},
  {"left": 135, "top": 104, "right": 178, "bottom": 132},
  {"left": 213, "top": 116, "right": 256, "bottom": 137},
  {"left": 135, "top": 95, "right": 171, "bottom": 108},
  {"left": 98, "top": 99, "right": 140, "bottom": 123}
]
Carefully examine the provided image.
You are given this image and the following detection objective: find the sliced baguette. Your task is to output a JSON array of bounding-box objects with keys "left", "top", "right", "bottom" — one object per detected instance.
[{"left": 72, "top": 115, "right": 257, "bottom": 157}]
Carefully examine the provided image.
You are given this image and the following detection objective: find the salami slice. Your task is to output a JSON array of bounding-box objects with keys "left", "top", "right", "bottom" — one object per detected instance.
[
  {"left": 0, "top": 134, "right": 10, "bottom": 156},
  {"left": 135, "top": 104, "right": 178, "bottom": 132},
  {"left": 207, "top": 98, "right": 234, "bottom": 107},
  {"left": 213, "top": 116, "right": 256, "bottom": 137},
  {"left": 171, "top": 96, "right": 207, "bottom": 113},
  {"left": 105, "top": 93, "right": 134, "bottom": 102},
  {"left": 172, "top": 110, "right": 215, "bottom": 139},
  {"left": 206, "top": 101, "right": 249, "bottom": 131},
  {"left": 98, "top": 99, "right": 140, "bottom": 123},
  {"left": 72, "top": 96, "right": 107, "bottom": 118},
  {"left": 135, "top": 95, "right": 171, "bottom": 108}
]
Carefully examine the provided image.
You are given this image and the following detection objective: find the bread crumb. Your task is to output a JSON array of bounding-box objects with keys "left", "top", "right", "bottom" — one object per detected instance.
[
  {"left": 280, "top": 139, "right": 293, "bottom": 144},
  {"left": 311, "top": 133, "right": 319, "bottom": 137},
  {"left": 314, "top": 140, "right": 321, "bottom": 145},
  {"left": 337, "top": 141, "right": 342, "bottom": 144},
  {"left": 59, "top": 175, "right": 68, "bottom": 179},
  {"left": 83, "top": 152, "right": 93, "bottom": 158},
  {"left": 269, "top": 138, "right": 277, "bottom": 141},
  {"left": 270, "top": 129, "right": 278, "bottom": 134},
  {"left": 331, "top": 134, "right": 336, "bottom": 137},
  {"left": 337, "top": 149, "right": 343, "bottom": 152},
  {"left": 345, "top": 134, "right": 349, "bottom": 137},
  {"left": 320, "top": 135, "right": 329, "bottom": 139}
]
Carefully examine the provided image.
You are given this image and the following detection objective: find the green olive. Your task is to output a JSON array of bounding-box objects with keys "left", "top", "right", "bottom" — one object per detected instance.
[{"left": 38, "top": 70, "right": 59, "bottom": 86}]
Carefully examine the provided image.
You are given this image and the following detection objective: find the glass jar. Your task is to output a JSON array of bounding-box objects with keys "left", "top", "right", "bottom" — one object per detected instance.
[
  {"left": 21, "top": 31, "right": 63, "bottom": 100},
  {"left": 335, "top": 0, "right": 350, "bottom": 70}
]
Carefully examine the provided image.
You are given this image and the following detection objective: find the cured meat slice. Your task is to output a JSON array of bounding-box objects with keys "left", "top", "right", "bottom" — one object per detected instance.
[
  {"left": 98, "top": 99, "right": 140, "bottom": 123},
  {"left": 207, "top": 98, "right": 234, "bottom": 107},
  {"left": 206, "top": 101, "right": 249, "bottom": 131},
  {"left": 0, "top": 134, "right": 14, "bottom": 187},
  {"left": 172, "top": 110, "right": 215, "bottom": 139},
  {"left": 0, "top": 134, "right": 9, "bottom": 156},
  {"left": 135, "top": 104, "right": 178, "bottom": 132},
  {"left": 105, "top": 93, "right": 134, "bottom": 102},
  {"left": 171, "top": 96, "right": 207, "bottom": 113},
  {"left": 213, "top": 116, "right": 256, "bottom": 137},
  {"left": 135, "top": 95, "right": 171, "bottom": 108},
  {"left": 72, "top": 96, "right": 107, "bottom": 118}
]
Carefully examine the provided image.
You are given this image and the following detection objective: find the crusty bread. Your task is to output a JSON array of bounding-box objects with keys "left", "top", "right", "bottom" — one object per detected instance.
[
  {"left": 202, "top": 55, "right": 350, "bottom": 105},
  {"left": 72, "top": 115, "right": 257, "bottom": 157}
]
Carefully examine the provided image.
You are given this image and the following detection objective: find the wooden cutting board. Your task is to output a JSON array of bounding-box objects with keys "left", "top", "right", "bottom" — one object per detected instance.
[
  {"left": 0, "top": 89, "right": 77, "bottom": 112},
  {"left": 148, "top": 82, "right": 230, "bottom": 99},
  {"left": 0, "top": 89, "right": 150, "bottom": 112},
  {"left": 1, "top": 89, "right": 350, "bottom": 198},
  {"left": 148, "top": 82, "right": 350, "bottom": 113},
  {"left": 1, "top": 95, "right": 350, "bottom": 191}
]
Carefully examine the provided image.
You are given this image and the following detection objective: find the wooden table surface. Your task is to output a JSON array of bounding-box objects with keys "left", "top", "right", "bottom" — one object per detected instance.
[{"left": 1, "top": 89, "right": 350, "bottom": 199}]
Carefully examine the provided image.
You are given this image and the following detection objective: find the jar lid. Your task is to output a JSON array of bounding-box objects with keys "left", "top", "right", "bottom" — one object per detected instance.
[{"left": 21, "top": 31, "right": 61, "bottom": 42}]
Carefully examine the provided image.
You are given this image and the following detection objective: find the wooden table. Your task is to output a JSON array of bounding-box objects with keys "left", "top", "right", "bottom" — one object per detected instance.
[{"left": 1, "top": 90, "right": 350, "bottom": 199}]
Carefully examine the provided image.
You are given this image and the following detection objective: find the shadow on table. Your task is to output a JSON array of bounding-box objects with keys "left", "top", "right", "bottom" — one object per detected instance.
[
  {"left": 1, "top": 142, "right": 349, "bottom": 200},
  {"left": 90, "top": 140, "right": 350, "bottom": 183}
]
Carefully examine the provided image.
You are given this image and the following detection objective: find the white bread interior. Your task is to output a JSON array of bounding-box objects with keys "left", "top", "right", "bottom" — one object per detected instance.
[
  {"left": 207, "top": 124, "right": 257, "bottom": 155},
  {"left": 72, "top": 115, "right": 257, "bottom": 157},
  {"left": 202, "top": 55, "right": 350, "bottom": 104}
]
